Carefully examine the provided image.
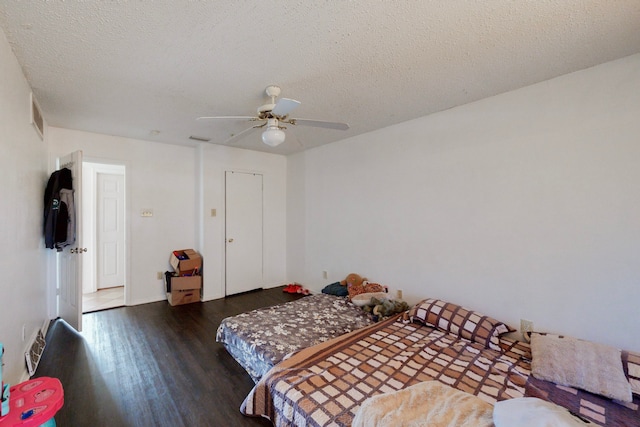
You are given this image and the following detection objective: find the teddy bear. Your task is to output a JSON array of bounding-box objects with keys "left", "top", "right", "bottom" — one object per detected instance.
[
  {"left": 344, "top": 274, "right": 387, "bottom": 299},
  {"left": 321, "top": 273, "right": 366, "bottom": 297},
  {"left": 340, "top": 273, "right": 367, "bottom": 288}
]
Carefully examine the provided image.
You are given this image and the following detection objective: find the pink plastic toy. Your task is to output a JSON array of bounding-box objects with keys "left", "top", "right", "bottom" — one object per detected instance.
[{"left": 0, "top": 377, "right": 63, "bottom": 427}]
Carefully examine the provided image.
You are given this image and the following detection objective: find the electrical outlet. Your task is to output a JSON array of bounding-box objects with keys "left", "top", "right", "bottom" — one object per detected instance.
[
  {"left": 322, "top": 270, "right": 328, "bottom": 279},
  {"left": 520, "top": 319, "right": 534, "bottom": 334},
  {"left": 157, "top": 271, "right": 163, "bottom": 280},
  {"left": 396, "top": 289, "right": 403, "bottom": 299}
]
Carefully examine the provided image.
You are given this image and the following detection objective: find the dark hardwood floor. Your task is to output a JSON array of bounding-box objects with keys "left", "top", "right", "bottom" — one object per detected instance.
[{"left": 35, "top": 287, "right": 304, "bottom": 427}]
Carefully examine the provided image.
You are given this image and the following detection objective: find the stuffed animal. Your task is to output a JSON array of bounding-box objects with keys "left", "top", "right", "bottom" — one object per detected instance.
[
  {"left": 349, "top": 281, "right": 386, "bottom": 298},
  {"left": 360, "top": 297, "right": 383, "bottom": 314},
  {"left": 321, "top": 273, "right": 366, "bottom": 297},
  {"left": 340, "top": 273, "right": 367, "bottom": 288},
  {"left": 371, "top": 297, "right": 410, "bottom": 319},
  {"left": 351, "top": 291, "right": 388, "bottom": 307}
]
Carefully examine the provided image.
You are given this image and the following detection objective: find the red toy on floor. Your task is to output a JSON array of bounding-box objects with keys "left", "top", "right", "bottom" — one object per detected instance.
[
  {"left": 283, "top": 283, "right": 310, "bottom": 295},
  {"left": 0, "top": 377, "right": 63, "bottom": 427}
]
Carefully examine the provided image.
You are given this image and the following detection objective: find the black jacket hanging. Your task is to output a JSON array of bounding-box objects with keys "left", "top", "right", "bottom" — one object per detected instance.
[{"left": 44, "top": 168, "right": 74, "bottom": 251}]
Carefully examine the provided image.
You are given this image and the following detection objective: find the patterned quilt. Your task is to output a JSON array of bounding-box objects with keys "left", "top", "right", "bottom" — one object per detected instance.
[
  {"left": 216, "top": 293, "right": 375, "bottom": 382},
  {"left": 241, "top": 315, "right": 640, "bottom": 427}
]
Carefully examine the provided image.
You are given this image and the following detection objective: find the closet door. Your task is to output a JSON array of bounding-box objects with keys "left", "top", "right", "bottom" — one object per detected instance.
[{"left": 225, "top": 171, "right": 263, "bottom": 295}]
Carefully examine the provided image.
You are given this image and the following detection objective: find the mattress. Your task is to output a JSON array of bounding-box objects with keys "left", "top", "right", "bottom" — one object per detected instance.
[
  {"left": 241, "top": 315, "right": 640, "bottom": 426},
  {"left": 216, "top": 293, "right": 375, "bottom": 382}
]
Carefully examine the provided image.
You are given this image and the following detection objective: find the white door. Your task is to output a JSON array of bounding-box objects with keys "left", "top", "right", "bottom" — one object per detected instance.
[
  {"left": 225, "top": 171, "right": 263, "bottom": 295},
  {"left": 97, "top": 172, "right": 125, "bottom": 289},
  {"left": 57, "top": 150, "right": 84, "bottom": 331}
]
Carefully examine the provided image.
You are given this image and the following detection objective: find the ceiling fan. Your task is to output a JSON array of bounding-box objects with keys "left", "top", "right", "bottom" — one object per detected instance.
[{"left": 197, "top": 85, "right": 349, "bottom": 147}]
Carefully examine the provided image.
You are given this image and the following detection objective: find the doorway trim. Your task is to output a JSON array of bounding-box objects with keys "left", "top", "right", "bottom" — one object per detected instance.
[{"left": 82, "top": 158, "right": 130, "bottom": 307}]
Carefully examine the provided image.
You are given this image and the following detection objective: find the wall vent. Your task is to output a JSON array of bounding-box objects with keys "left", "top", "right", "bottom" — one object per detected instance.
[
  {"left": 30, "top": 92, "right": 44, "bottom": 140},
  {"left": 189, "top": 135, "right": 211, "bottom": 142},
  {"left": 25, "top": 329, "right": 46, "bottom": 377}
]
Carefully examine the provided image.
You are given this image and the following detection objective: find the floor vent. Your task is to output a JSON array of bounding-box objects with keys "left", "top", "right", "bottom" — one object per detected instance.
[{"left": 25, "top": 329, "right": 46, "bottom": 377}]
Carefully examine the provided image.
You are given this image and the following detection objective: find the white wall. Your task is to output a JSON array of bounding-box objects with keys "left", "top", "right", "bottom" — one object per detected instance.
[
  {"left": 48, "top": 129, "right": 288, "bottom": 304},
  {"left": 288, "top": 53, "right": 640, "bottom": 353},
  {"left": 200, "top": 144, "right": 287, "bottom": 300},
  {"left": 48, "top": 129, "right": 198, "bottom": 305},
  {"left": 0, "top": 28, "right": 49, "bottom": 384}
]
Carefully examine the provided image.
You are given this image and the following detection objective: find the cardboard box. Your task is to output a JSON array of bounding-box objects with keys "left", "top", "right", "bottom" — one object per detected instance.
[
  {"left": 170, "top": 249, "right": 202, "bottom": 276},
  {"left": 167, "top": 288, "right": 201, "bottom": 306},
  {"left": 165, "top": 274, "right": 202, "bottom": 292}
]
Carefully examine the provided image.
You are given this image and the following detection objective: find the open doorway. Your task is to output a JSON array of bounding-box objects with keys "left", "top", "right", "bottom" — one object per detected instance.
[{"left": 82, "top": 162, "right": 126, "bottom": 313}]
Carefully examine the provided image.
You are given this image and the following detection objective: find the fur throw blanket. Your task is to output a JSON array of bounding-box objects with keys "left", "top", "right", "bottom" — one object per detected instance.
[{"left": 352, "top": 381, "right": 494, "bottom": 427}]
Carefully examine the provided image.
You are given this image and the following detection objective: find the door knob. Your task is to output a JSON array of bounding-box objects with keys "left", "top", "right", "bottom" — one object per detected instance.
[{"left": 228, "top": 238, "right": 234, "bottom": 243}]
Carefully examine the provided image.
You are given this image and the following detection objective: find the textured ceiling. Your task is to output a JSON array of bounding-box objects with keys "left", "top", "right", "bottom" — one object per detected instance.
[{"left": 1, "top": 1, "right": 639, "bottom": 155}]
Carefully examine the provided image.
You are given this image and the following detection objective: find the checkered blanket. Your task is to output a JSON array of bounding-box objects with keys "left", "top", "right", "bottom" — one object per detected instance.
[{"left": 241, "top": 316, "right": 640, "bottom": 426}]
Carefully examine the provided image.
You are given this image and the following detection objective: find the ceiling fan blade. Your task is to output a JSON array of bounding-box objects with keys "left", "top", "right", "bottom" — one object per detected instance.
[
  {"left": 271, "top": 98, "right": 301, "bottom": 117},
  {"left": 222, "top": 123, "right": 264, "bottom": 144},
  {"left": 289, "top": 118, "right": 349, "bottom": 131},
  {"left": 196, "top": 116, "right": 258, "bottom": 121}
]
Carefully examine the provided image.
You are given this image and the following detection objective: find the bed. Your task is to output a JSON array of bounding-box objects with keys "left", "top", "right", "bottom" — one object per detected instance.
[
  {"left": 241, "top": 298, "right": 640, "bottom": 426},
  {"left": 216, "top": 293, "right": 376, "bottom": 382}
]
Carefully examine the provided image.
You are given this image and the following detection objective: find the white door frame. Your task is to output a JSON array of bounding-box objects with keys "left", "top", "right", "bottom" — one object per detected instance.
[{"left": 82, "top": 158, "right": 130, "bottom": 305}]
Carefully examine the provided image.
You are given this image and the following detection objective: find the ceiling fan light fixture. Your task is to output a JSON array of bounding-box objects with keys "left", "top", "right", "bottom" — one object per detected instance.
[
  {"left": 197, "top": 85, "right": 348, "bottom": 148},
  {"left": 262, "top": 126, "right": 285, "bottom": 147}
]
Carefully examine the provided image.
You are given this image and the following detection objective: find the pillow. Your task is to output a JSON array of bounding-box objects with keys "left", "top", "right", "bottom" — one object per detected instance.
[
  {"left": 625, "top": 351, "right": 640, "bottom": 396},
  {"left": 407, "top": 298, "right": 513, "bottom": 351},
  {"left": 321, "top": 282, "right": 348, "bottom": 297},
  {"left": 350, "top": 292, "right": 389, "bottom": 307},
  {"left": 530, "top": 333, "right": 633, "bottom": 403},
  {"left": 347, "top": 281, "right": 385, "bottom": 299},
  {"left": 493, "top": 397, "right": 589, "bottom": 426}
]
